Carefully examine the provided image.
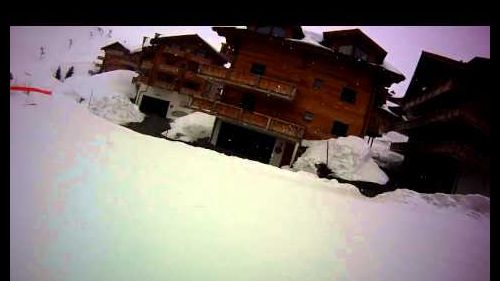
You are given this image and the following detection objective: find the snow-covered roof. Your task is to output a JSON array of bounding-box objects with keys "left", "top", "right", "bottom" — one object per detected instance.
[
  {"left": 380, "top": 104, "right": 400, "bottom": 117},
  {"left": 286, "top": 29, "right": 403, "bottom": 79},
  {"left": 286, "top": 30, "right": 331, "bottom": 51}
]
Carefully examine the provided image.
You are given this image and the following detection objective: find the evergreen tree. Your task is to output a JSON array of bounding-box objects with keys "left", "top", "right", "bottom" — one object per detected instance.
[
  {"left": 54, "top": 66, "right": 61, "bottom": 81},
  {"left": 65, "top": 66, "right": 74, "bottom": 79}
]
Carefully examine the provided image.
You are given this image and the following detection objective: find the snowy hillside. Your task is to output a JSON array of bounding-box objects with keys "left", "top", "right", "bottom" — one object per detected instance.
[{"left": 10, "top": 84, "right": 489, "bottom": 281}]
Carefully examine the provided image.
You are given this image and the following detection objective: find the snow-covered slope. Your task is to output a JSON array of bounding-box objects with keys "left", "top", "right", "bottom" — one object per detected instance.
[
  {"left": 10, "top": 27, "right": 144, "bottom": 125},
  {"left": 11, "top": 89, "right": 489, "bottom": 281}
]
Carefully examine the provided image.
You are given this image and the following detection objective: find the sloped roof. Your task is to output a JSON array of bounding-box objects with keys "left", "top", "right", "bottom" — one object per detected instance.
[
  {"left": 101, "top": 42, "right": 130, "bottom": 53},
  {"left": 150, "top": 34, "right": 227, "bottom": 65}
]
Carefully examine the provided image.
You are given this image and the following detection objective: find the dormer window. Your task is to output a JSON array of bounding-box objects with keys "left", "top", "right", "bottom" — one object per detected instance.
[
  {"left": 255, "top": 26, "right": 287, "bottom": 38},
  {"left": 338, "top": 45, "right": 353, "bottom": 56},
  {"left": 354, "top": 47, "right": 368, "bottom": 62},
  {"left": 256, "top": 26, "right": 272, "bottom": 35},
  {"left": 271, "top": 27, "right": 286, "bottom": 37}
]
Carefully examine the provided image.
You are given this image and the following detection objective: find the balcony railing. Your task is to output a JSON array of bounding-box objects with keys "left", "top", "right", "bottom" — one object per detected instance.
[
  {"left": 403, "top": 80, "right": 454, "bottom": 110},
  {"left": 197, "top": 64, "right": 297, "bottom": 101},
  {"left": 140, "top": 60, "right": 153, "bottom": 70},
  {"left": 162, "top": 46, "right": 212, "bottom": 65},
  {"left": 189, "top": 96, "right": 305, "bottom": 140},
  {"left": 153, "top": 80, "right": 176, "bottom": 91},
  {"left": 393, "top": 107, "right": 490, "bottom": 136},
  {"left": 157, "top": 64, "right": 180, "bottom": 74}
]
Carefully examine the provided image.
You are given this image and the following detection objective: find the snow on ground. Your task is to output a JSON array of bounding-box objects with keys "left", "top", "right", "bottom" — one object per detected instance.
[
  {"left": 10, "top": 27, "right": 144, "bottom": 125},
  {"left": 10, "top": 26, "right": 117, "bottom": 88},
  {"left": 10, "top": 90, "right": 489, "bottom": 281},
  {"left": 162, "top": 112, "right": 215, "bottom": 142},
  {"left": 293, "top": 136, "right": 389, "bottom": 184},
  {"left": 54, "top": 70, "right": 144, "bottom": 125},
  {"left": 367, "top": 131, "right": 408, "bottom": 169}
]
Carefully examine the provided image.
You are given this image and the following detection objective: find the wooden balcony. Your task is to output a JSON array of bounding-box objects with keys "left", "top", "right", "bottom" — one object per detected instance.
[
  {"left": 197, "top": 64, "right": 297, "bottom": 101},
  {"left": 140, "top": 60, "right": 153, "bottom": 70},
  {"left": 157, "top": 64, "right": 180, "bottom": 74},
  {"left": 391, "top": 141, "right": 488, "bottom": 168},
  {"left": 394, "top": 107, "right": 490, "bottom": 136},
  {"left": 403, "top": 80, "right": 454, "bottom": 110},
  {"left": 153, "top": 80, "right": 176, "bottom": 91},
  {"left": 189, "top": 96, "right": 305, "bottom": 140},
  {"left": 162, "top": 46, "right": 212, "bottom": 65},
  {"left": 179, "top": 87, "right": 202, "bottom": 96}
]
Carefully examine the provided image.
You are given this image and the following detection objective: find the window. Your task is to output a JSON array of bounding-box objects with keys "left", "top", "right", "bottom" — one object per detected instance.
[
  {"left": 158, "top": 73, "right": 176, "bottom": 83},
  {"left": 338, "top": 45, "right": 353, "bottom": 56},
  {"left": 271, "top": 27, "right": 286, "bottom": 37},
  {"left": 196, "top": 49, "right": 207, "bottom": 58},
  {"left": 164, "top": 54, "right": 177, "bottom": 65},
  {"left": 256, "top": 26, "right": 272, "bottom": 35},
  {"left": 303, "top": 111, "right": 314, "bottom": 122},
  {"left": 331, "top": 121, "right": 349, "bottom": 136},
  {"left": 182, "top": 81, "right": 200, "bottom": 90},
  {"left": 354, "top": 47, "right": 368, "bottom": 62},
  {"left": 187, "top": 61, "right": 199, "bottom": 72},
  {"left": 250, "top": 63, "right": 266, "bottom": 75},
  {"left": 240, "top": 93, "right": 256, "bottom": 111},
  {"left": 313, "top": 78, "right": 323, "bottom": 89},
  {"left": 340, "top": 87, "right": 357, "bottom": 104}
]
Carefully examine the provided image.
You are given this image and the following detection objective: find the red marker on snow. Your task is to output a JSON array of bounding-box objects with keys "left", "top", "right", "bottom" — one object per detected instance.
[{"left": 10, "top": 86, "right": 52, "bottom": 95}]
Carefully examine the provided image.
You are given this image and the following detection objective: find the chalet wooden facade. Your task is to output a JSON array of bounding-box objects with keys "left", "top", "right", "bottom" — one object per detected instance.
[
  {"left": 391, "top": 51, "right": 490, "bottom": 196},
  {"left": 98, "top": 42, "right": 141, "bottom": 73},
  {"left": 132, "top": 34, "right": 227, "bottom": 119},
  {"left": 192, "top": 26, "right": 404, "bottom": 166}
]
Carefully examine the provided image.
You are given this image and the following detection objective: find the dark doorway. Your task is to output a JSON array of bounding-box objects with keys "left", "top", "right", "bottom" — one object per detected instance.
[
  {"left": 216, "top": 121, "right": 276, "bottom": 164},
  {"left": 139, "top": 95, "right": 170, "bottom": 117}
]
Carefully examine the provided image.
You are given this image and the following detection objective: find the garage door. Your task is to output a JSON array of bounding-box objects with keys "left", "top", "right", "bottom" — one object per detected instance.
[{"left": 139, "top": 95, "right": 170, "bottom": 117}]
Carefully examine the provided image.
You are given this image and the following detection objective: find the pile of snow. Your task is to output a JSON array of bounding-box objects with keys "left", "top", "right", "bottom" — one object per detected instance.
[
  {"left": 10, "top": 91, "right": 489, "bottom": 281},
  {"left": 54, "top": 70, "right": 144, "bottom": 125},
  {"left": 162, "top": 112, "right": 215, "bottom": 142},
  {"left": 367, "top": 131, "right": 408, "bottom": 168},
  {"left": 293, "top": 136, "right": 389, "bottom": 184}
]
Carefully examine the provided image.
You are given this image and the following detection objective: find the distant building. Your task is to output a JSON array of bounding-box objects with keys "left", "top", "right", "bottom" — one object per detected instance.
[
  {"left": 132, "top": 34, "right": 227, "bottom": 120},
  {"left": 392, "top": 51, "right": 490, "bottom": 196},
  {"left": 191, "top": 26, "right": 404, "bottom": 166},
  {"left": 97, "top": 42, "right": 143, "bottom": 73}
]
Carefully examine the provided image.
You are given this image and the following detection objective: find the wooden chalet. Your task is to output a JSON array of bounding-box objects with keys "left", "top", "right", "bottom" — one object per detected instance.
[
  {"left": 132, "top": 34, "right": 227, "bottom": 119},
  {"left": 392, "top": 51, "right": 490, "bottom": 196},
  {"left": 98, "top": 42, "right": 141, "bottom": 72},
  {"left": 190, "top": 26, "right": 404, "bottom": 166}
]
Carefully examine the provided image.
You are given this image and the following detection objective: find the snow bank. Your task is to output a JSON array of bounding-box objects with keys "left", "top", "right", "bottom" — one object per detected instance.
[
  {"left": 293, "top": 136, "right": 389, "bottom": 184},
  {"left": 10, "top": 91, "right": 489, "bottom": 281},
  {"left": 162, "top": 112, "right": 215, "bottom": 142},
  {"left": 54, "top": 70, "right": 144, "bottom": 125},
  {"left": 368, "top": 131, "right": 408, "bottom": 168}
]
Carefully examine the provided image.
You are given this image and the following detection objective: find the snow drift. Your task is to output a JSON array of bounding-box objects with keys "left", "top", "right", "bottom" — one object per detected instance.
[
  {"left": 10, "top": 89, "right": 489, "bottom": 281},
  {"left": 54, "top": 70, "right": 144, "bottom": 125},
  {"left": 162, "top": 111, "right": 215, "bottom": 142},
  {"left": 293, "top": 136, "right": 389, "bottom": 184}
]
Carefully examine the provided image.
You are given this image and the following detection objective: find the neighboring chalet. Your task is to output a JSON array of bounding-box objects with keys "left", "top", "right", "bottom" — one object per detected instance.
[
  {"left": 189, "top": 26, "right": 404, "bottom": 166},
  {"left": 97, "top": 41, "right": 146, "bottom": 73},
  {"left": 132, "top": 34, "right": 227, "bottom": 119},
  {"left": 392, "top": 51, "right": 490, "bottom": 196}
]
